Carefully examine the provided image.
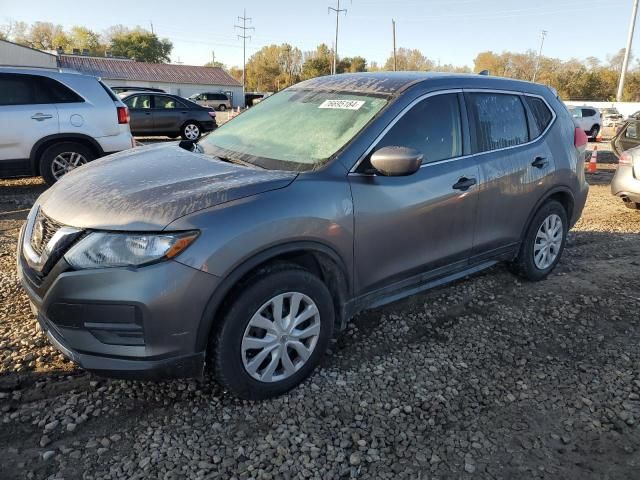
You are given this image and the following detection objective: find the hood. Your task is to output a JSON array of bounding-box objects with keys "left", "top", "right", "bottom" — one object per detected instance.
[{"left": 38, "top": 144, "right": 297, "bottom": 230}]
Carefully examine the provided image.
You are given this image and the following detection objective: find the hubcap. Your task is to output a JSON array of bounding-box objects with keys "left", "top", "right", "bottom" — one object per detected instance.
[
  {"left": 241, "top": 292, "right": 321, "bottom": 383},
  {"left": 533, "top": 213, "right": 563, "bottom": 270},
  {"left": 51, "top": 152, "right": 88, "bottom": 179},
  {"left": 184, "top": 124, "right": 199, "bottom": 140}
]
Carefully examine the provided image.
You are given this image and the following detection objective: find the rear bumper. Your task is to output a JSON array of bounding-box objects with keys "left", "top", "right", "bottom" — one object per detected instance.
[
  {"left": 96, "top": 131, "right": 134, "bottom": 155},
  {"left": 611, "top": 165, "right": 640, "bottom": 204}
]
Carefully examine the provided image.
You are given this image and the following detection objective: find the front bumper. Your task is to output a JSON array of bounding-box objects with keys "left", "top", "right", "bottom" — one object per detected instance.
[{"left": 17, "top": 231, "right": 221, "bottom": 380}]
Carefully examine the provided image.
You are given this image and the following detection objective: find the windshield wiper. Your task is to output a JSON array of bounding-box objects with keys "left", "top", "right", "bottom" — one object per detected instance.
[{"left": 214, "top": 155, "right": 264, "bottom": 169}]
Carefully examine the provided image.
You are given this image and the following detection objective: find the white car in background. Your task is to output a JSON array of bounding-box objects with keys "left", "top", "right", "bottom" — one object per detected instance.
[
  {"left": 600, "top": 107, "right": 624, "bottom": 129},
  {"left": 0, "top": 67, "right": 134, "bottom": 185},
  {"left": 568, "top": 106, "right": 601, "bottom": 139}
]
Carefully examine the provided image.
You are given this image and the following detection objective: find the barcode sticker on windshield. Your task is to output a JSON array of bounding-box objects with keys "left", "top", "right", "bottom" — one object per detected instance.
[{"left": 319, "top": 99, "right": 365, "bottom": 110}]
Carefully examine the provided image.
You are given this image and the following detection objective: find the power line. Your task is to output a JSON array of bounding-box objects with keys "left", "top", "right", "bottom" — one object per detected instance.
[
  {"left": 235, "top": 9, "right": 255, "bottom": 93},
  {"left": 328, "top": 0, "right": 348, "bottom": 75},
  {"left": 617, "top": 0, "right": 639, "bottom": 101},
  {"left": 532, "top": 30, "right": 547, "bottom": 82}
]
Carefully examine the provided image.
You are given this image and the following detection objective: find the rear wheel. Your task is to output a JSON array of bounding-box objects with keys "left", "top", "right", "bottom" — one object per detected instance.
[
  {"left": 510, "top": 200, "right": 568, "bottom": 281},
  {"left": 212, "top": 265, "right": 334, "bottom": 400},
  {"left": 181, "top": 122, "right": 201, "bottom": 140},
  {"left": 589, "top": 125, "right": 600, "bottom": 140},
  {"left": 218, "top": 104, "right": 227, "bottom": 112},
  {"left": 40, "top": 142, "right": 95, "bottom": 186}
]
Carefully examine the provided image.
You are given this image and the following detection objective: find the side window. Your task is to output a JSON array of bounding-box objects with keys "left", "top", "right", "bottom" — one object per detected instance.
[
  {"left": 570, "top": 108, "right": 582, "bottom": 119},
  {"left": 35, "top": 77, "right": 84, "bottom": 103},
  {"left": 525, "top": 96, "right": 553, "bottom": 136},
  {"left": 0, "top": 73, "right": 35, "bottom": 105},
  {"left": 154, "top": 96, "right": 177, "bottom": 109},
  {"left": 374, "top": 93, "right": 462, "bottom": 164},
  {"left": 124, "top": 95, "right": 151, "bottom": 109},
  {"left": 626, "top": 122, "right": 639, "bottom": 139},
  {"left": 582, "top": 109, "right": 595, "bottom": 118},
  {"left": 468, "top": 93, "right": 529, "bottom": 153}
]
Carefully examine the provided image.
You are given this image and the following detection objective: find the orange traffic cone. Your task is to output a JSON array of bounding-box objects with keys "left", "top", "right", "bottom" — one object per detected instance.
[
  {"left": 588, "top": 146, "right": 598, "bottom": 173},
  {"left": 596, "top": 133, "right": 603, "bottom": 143}
]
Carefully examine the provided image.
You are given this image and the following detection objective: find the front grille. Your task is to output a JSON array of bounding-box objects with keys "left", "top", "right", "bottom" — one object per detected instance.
[{"left": 30, "top": 210, "right": 64, "bottom": 255}]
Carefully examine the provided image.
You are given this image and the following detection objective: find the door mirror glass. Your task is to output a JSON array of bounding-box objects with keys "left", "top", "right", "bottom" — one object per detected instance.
[{"left": 370, "top": 146, "right": 423, "bottom": 176}]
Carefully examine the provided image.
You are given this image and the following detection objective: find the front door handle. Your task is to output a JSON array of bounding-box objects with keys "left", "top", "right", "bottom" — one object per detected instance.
[
  {"left": 531, "top": 156, "right": 549, "bottom": 169},
  {"left": 452, "top": 177, "right": 477, "bottom": 191},
  {"left": 31, "top": 113, "right": 53, "bottom": 121}
]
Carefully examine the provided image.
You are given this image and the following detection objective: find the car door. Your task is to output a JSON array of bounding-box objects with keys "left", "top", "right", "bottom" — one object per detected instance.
[
  {"left": 465, "top": 91, "right": 556, "bottom": 259},
  {"left": 613, "top": 120, "right": 640, "bottom": 156},
  {"left": 349, "top": 92, "right": 479, "bottom": 294},
  {"left": 581, "top": 108, "right": 596, "bottom": 132},
  {"left": 152, "top": 95, "right": 188, "bottom": 133},
  {"left": 123, "top": 94, "right": 152, "bottom": 135},
  {"left": 0, "top": 73, "right": 58, "bottom": 164}
]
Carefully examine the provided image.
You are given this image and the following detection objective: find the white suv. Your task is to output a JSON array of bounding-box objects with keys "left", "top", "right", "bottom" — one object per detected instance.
[
  {"left": 0, "top": 67, "right": 134, "bottom": 185},
  {"left": 568, "top": 105, "right": 601, "bottom": 139}
]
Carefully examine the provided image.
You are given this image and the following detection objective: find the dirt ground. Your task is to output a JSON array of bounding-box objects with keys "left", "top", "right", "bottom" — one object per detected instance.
[{"left": 0, "top": 143, "right": 639, "bottom": 479}]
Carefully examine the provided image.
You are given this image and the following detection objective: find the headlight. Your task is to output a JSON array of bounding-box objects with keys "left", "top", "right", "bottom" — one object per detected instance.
[{"left": 64, "top": 231, "right": 199, "bottom": 269}]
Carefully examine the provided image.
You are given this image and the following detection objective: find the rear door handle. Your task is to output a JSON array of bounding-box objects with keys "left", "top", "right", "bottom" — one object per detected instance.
[
  {"left": 31, "top": 113, "right": 53, "bottom": 121},
  {"left": 531, "top": 156, "right": 549, "bottom": 169},
  {"left": 452, "top": 177, "right": 477, "bottom": 191}
]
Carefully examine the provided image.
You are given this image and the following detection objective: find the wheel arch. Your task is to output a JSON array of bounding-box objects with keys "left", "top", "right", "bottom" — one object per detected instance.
[
  {"left": 521, "top": 186, "right": 575, "bottom": 241},
  {"left": 30, "top": 134, "right": 104, "bottom": 175},
  {"left": 195, "top": 241, "right": 351, "bottom": 353}
]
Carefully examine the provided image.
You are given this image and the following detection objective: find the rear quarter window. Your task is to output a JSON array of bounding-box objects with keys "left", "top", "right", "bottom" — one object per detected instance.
[{"left": 525, "top": 96, "right": 554, "bottom": 137}]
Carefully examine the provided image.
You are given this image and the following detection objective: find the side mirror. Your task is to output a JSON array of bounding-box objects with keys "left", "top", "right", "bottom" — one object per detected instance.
[{"left": 370, "top": 146, "right": 423, "bottom": 176}]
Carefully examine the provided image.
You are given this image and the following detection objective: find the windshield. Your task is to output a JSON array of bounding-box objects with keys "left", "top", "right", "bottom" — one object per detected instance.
[{"left": 199, "top": 89, "right": 388, "bottom": 171}]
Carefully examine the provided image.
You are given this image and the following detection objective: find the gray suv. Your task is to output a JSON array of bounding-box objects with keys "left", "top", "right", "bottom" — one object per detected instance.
[{"left": 17, "top": 73, "right": 589, "bottom": 399}]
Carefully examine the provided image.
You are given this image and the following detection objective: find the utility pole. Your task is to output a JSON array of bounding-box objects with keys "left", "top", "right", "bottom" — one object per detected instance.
[
  {"left": 328, "top": 0, "right": 347, "bottom": 75},
  {"left": 617, "top": 0, "right": 640, "bottom": 101},
  {"left": 532, "top": 30, "right": 548, "bottom": 82},
  {"left": 392, "top": 19, "right": 397, "bottom": 71},
  {"left": 235, "top": 9, "right": 254, "bottom": 94},
  {"left": 150, "top": 21, "right": 154, "bottom": 35},
  {"left": 211, "top": 50, "right": 215, "bottom": 65}
]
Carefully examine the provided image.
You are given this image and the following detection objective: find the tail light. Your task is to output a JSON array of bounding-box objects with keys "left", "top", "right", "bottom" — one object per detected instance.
[
  {"left": 619, "top": 151, "right": 633, "bottom": 165},
  {"left": 117, "top": 106, "right": 129, "bottom": 124},
  {"left": 574, "top": 127, "right": 588, "bottom": 149}
]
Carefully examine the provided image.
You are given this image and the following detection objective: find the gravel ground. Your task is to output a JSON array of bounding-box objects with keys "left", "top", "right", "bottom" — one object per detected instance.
[{"left": 1, "top": 143, "right": 639, "bottom": 479}]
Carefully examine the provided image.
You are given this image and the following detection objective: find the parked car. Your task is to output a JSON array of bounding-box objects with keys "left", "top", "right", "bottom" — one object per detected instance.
[
  {"left": 611, "top": 121, "right": 640, "bottom": 209},
  {"left": 600, "top": 107, "right": 624, "bottom": 128},
  {"left": 111, "top": 86, "right": 166, "bottom": 94},
  {"left": 120, "top": 92, "right": 216, "bottom": 140},
  {"left": 18, "top": 73, "right": 588, "bottom": 399},
  {"left": 568, "top": 105, "right": 601, "bottom": 139},
  {"left": 626, "top": 110, "right": 640, "bottom": 121},
  {"left": 0, "top": 67, "right": 133, "bottom": 185},
  {"left": 188, "top": 92, "right": 232, "bottom": 111}
]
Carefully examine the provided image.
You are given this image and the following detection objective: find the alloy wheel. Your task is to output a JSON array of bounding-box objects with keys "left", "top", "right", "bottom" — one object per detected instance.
[
  {"left": 51, "top": 152, "right": 88, "bottom": 180},
  {"left": 533, "top": 213, "right": 563, "bottom": 270},
  {"left": 241, "top": 292, "right": 321, "bottom": 383}
]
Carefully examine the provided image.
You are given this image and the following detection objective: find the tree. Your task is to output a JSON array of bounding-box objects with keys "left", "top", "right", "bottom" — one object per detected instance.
[
  {"left": 278, "top": 43, "right": 303, "bottom": 87},
  {"left": 204, "top": 61, "right": 226, "bottom": 68},
  {"left": 228, "top": 66, "right": 243, "bottom": 84},
  {"left": 383, "top": 48, "right": 434, "bottom": 71},
  {"left": 68, "top": 26, "right": 104, "bottom": 55},
  {"left": 109, "top": 28, "right": 172, "bottom": 63},
  {"left": 338, "top": 56, "right": 367, "bottom": 73},
  {"left": 302, "top": 44, "right": 332, "bottom": 79},
  {"left": 21, "top": 21, "right": 68, "bottom": 50}
]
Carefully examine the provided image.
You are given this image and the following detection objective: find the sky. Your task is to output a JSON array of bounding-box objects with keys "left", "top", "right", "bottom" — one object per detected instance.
[{"left": 0, "top": 0, "right": 638, "bottom": 68}]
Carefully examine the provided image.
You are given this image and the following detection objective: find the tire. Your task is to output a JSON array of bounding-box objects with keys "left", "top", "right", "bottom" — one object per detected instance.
[
  {"left": 181, "top": 122, "right": 201, "bottom": 140},
  {"left": 624, "top": 201, "right": 640, "bottom": 210},
  {"left": 218, "top": 104, "right": 227, "bottom": 112},
  {"left": 589, "top": 125, "right": 600, "bottom": 140},
  {"left": 39, "top": 142, "right": 96, "bottom": 186},
  {"left": 510, "top": 200, "right": 568, "bottom": 281},
  {"left": 212, "top": 265, "right": 334, "bottom": 400}
]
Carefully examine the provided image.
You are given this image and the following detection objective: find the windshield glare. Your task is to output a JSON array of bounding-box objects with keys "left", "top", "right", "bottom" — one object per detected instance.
[{"left": 200, "top": 89, "right": 388, "bottom": 171}]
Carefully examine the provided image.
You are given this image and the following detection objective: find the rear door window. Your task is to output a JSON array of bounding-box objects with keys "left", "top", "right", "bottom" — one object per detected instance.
[
  {"left": 467, "top": 93, "right": 529, "bottom": 153},
  {"left": 375, "top": 93, "right": 462, "bottom": 164},
  {"left": 124, "top": 95, "right": 151, "bottom": 109},
  {"left": 35, "top": 77, "right": 84, "bottom": 103},
  {"left": 582, "top": 108, "right": 596, "bottom": 117},
  {"left": 0, "top": 73, "right": 83, "bottom": 105}
]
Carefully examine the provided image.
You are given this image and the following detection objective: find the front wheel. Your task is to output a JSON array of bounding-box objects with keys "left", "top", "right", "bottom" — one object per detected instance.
[
  {"left": 218, "top": 104, "right": 227, "bottom": 112},
  {"left": 211, "top": 266, "right": 334, "bottom": 400},
  {"left": 510, "top": 200, "right": 568, "bottom": 281},
  {"left": 589, "top": 125, "right": 600, "bottom": 140},
  {"left": 181, "top": 122, "right": 201, "bottom": 140}
]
